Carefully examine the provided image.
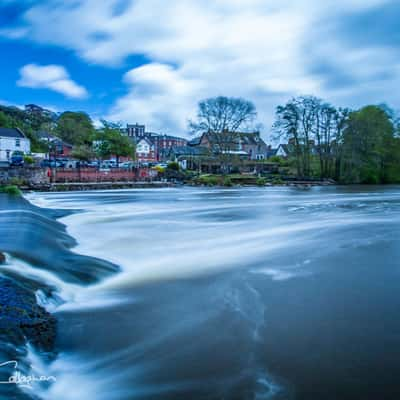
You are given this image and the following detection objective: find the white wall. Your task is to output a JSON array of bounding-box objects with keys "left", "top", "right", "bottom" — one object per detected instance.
[{"left": 0, "top": 136, "right": 31, "bottom": 161}]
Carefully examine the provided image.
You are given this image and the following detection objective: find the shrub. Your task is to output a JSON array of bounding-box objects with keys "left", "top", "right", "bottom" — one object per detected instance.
[
  {"left": 196, "top": 175, "right": 219, "bottom": 186},
  {"left": 256, "top": 177, "right": 267, "bottom": 186},
  {"left": 9, "top": 177, "right": 25, "bottom": 186},
  {"left": 0, "top": 185, "right": 22, "bottom": 196},
  {"left": 272, "top": 177, "right": 284, "bottom": 185},
  {"left": 23, "top": 155, "right": 35, "bottom": 165},
  {"left": 269, "top": 155, "right": 283, "bottom": 164},
  {"left": 167, "top": 162, "right": 180, "bottom": 171},
  {"left": 222, "top": 177, "right": 233, "bottom": 187}
]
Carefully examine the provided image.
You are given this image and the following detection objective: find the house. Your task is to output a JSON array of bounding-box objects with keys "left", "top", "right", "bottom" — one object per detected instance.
[
  {"left": 189, "top": 131, "right": 269, "bottom": 160},
  {"left": 162, "top": 145, "right": 210, "bottom": 170},
  {"left": 274, "top": 140, "right": 317, "bottom": 158},
  {"left": 0, "top": 128, "right": 31, "bottom": 162},
  {"left": 125, "top": 124, "right": 187, "bottom": 162},
  {"left": 38, "top": 132, "right": 73, "bottom": 158},
  {"left": 153, "top": 134, "right": 187, "bottom": 161},
  {"left": 275, "top": 144, "right": 292, "bottom": 158},
  {"left": 136, "top": 137, "right": 156, "bottom": 163}
]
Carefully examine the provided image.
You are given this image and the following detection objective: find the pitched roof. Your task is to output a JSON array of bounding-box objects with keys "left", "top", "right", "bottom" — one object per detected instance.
[
  {"left": 0, "top": 127, "right": 26, "bottom": 139},
  {"left": 188, "top": 136, "right": 202, "bottom": 146}
]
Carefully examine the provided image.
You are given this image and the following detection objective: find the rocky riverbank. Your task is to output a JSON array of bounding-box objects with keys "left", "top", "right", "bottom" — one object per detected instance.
[{"left": 0, "top": 193, "right": 120, "bottom": 398}]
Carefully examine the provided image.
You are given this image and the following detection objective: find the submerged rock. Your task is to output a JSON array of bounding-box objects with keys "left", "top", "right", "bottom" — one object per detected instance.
[
  {"left": 0, "top": 277, "right": 56, "bottom": 351},
  {"left": 0, "top": 252, "right": 5, "bottom": 264}
]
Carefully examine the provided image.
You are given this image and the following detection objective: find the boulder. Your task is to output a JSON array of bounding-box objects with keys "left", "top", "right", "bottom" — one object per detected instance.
[
  {"left": 0, "top": 277, "right": 56, "bottom": 351},
  {"left": 0, "top": 252, "right": 5, "bottom": 264}
]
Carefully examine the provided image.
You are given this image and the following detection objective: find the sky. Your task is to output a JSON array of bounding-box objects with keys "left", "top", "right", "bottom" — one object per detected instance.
[{"left": 0, "top": 0, "right": 399, "bottom": 137}]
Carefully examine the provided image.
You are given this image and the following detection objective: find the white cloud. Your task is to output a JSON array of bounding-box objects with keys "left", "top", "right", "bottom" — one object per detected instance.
[
  {"left": 17, "top": 64, "right": 88, "bottom": 99},
  {"left": 7, "top": 0, "right": 398, "bottom": 135}
]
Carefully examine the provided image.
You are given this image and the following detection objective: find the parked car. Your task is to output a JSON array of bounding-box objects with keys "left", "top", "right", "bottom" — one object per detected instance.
[
  {"left": 40, "top": 159, "right": 63, "bottom": 168},
  {"left": 120, "top": 162, "right": 134, "bottom": 169},
  {"left": 9, "top": 151, "right": 24, "bottom": 167},
  {"left": 101, "top": 160, "right": 117, "bottom": 168}
]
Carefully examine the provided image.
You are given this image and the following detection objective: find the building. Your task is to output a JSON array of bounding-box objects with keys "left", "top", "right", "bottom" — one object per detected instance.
[
  {"left": 37, "top": 132, "right": 73, "bottom": 158},
  {"left": 189, "top": 131, "right": 269, "bottom": 160},
  {"left": 153, "top": 134, "right": 187, "bottom": 161},
  {"left": 136, "top": 137, "right": 156, "bottom": 163},
  {"left": 126, "top": 123, "right": 145, "bottom": 138},
  {"left": 125, "top": 124, "right": 187, "bottom": 162},
  {"left": 275, "top": 144, "right": 292, "bottom": 158},
  {"left": 0, "top": 128, "right": 31, "bottom": 162}
]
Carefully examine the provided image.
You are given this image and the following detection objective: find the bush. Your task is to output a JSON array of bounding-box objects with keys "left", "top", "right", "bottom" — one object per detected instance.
[
  {"left": 256, "top": 177, "right": 267, "bottom": 186},
  {"left": 167, "top": 162, "right": 180, "bottom": 171},
  {"left": 222, "top": 177, "right": 233, "bottom": 187},
  {"left": 196, "top": 175, "right": 219, "bottom": 186},
  {"left": 9, "top": 177, "right": 25, "bottom": 186},
  {"left": 23, "top": 155, "right": 35, "bottom": 165},
  {"left": 0, "top": 185, "right": 22, "bottom": 196},
  {"left": 269, "top": 155, "right": 283, "bottom": 164},
  {"left": 272, "top": 177, "right": 284, "bottom": 185}
]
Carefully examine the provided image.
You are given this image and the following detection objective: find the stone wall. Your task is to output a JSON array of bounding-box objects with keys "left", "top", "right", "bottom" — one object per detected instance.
[{"left": 0, "top": 167, "right": 50, "bottom": 186}]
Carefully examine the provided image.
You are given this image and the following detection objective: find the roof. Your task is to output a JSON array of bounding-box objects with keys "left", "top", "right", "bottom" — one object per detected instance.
[
  {"left": 193, "top": 131, "right": 266, "bottom": 146},
  {"left": 37, "top": 132, "right": 73, "bottom": 147},
  {"left": 166, "top": 145, "right": 208, "bottom": 157},
  {"left": 0, "top": 127, "right": 26, "bottom": 139},
  {"left": 188, "top": 136, "right": 202, "bottom": 146}
]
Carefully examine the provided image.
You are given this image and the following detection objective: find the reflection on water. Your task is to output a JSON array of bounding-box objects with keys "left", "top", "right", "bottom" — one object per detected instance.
[{"left": 3, "top": 186, "right": 400, "bottom": 399}]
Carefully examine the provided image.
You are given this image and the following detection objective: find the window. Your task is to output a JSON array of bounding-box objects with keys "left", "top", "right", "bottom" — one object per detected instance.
[{"left": 15, "top": 139, "right": 20, "bottom": 147}]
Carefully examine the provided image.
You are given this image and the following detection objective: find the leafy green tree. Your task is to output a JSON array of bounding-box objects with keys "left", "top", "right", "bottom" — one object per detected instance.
[
  {"left": 96, "top": 120, "right": 135, "bottom": 165},
  {"left": 0, "top": 111, "right": 12, "bottom": 127},
  {"left": 341, "top": 105, "right": 396, "bottom": 183},
  {"left": 56, "top": 112, "right": 95, "bottom": 146}
]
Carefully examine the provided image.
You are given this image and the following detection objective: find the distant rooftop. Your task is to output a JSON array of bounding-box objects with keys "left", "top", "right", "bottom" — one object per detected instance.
[{"left": 0, "top": 127, "right": 26, "bottom": 138}]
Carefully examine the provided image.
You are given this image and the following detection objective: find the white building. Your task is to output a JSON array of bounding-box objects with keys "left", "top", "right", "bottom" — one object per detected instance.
[{"left": 0, "top": 128, "right": 31, "bottom": 162}]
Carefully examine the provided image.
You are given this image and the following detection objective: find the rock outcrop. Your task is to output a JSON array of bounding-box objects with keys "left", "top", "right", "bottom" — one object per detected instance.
[{"left": 0, "top": 277, "right": 56, "bottom": 351}]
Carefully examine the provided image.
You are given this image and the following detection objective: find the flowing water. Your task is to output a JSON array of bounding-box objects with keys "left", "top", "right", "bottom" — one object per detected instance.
[{"left": 2, "top": 186, "right": 400, "bottom": 399}]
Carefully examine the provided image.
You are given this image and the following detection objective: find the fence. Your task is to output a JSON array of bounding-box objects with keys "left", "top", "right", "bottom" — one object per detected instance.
[{"left": 53, "top": 168, "right": 158, "bottom": 183}]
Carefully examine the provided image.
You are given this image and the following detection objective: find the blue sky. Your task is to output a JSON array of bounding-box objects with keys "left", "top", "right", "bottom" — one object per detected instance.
[{"left": 0, "top": 0, "right": 399, "bottom": 136}]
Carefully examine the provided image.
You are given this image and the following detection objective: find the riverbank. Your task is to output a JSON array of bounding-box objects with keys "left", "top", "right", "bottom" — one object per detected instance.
[
  {"left": 0, "top": 193, "right": 120, "bottom": 398},
  {"left": 6, "top": 177, "right": 336, "bottom": 193}
]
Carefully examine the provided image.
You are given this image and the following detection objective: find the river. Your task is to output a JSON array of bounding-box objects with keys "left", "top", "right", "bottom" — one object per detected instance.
[{"left": 2, "top": 186, "right": 400, "bottom": 399}]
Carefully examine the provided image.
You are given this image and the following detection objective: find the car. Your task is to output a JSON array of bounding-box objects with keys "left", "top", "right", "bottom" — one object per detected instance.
[
  {"left": 40, "top": 159, "right": 63, "bottom": 168},
  {"left": 120, "top": 162, "right": 134, "bottom": 169},
  {"left": 9, "top": 151, "right": 24, "bottom": 167}
]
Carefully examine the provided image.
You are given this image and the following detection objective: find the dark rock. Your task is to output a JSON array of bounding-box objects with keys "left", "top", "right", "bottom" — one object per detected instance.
[
  {"left": 0, "top": 252, "right": 5, "bottom": 264},
  {"left": 0, "top": 277, "right": 56, "bottom": 351}
]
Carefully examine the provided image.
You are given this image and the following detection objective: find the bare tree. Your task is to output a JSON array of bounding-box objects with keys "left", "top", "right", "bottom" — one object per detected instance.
[
  {"left": 189, "top": 96, "right": 257, "bottom": 172},
  {"left": 190, "top": 96, "right": 257, "bottom": 134},
  {"left": 274, "top": 96, "right": 350, "bottom": 179}
]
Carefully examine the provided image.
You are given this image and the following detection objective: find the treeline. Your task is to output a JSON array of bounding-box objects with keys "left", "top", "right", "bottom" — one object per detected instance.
[
  {"left": 274, "top": 96, "right": 400, "bottom": 184},
  {"left": 0, "top": 104, "right": 135, "bottom": 162}
]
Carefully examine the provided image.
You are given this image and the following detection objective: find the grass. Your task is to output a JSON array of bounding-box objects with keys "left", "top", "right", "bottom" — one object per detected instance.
[{"left": 0, "top": 185, "right": 22, "bottom": 196}]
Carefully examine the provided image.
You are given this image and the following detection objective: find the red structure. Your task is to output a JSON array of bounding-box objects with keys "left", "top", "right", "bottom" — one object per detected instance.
[{"left": 55, "top": 168, "right": 157, "bottom": 183}]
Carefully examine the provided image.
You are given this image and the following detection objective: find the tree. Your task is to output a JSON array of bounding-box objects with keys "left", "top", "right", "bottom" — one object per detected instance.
[
  {"left": 96, "top": 120, "right": 135, "bottom": 165},
  {"left": 190, "top": 96, "right": 257, "bottom": 134},
  {"left": 189, "top": 96, "right": 257, "bottom": 172},
  {"left": 0, "top": 111, "right": 12, "bottom": 128},
  {"left": 341, "top": 105, "right": 396, "bottom": 183},
  {"left": 273, "top": 96, "right": 350, "bottom": 179},
  {"left": 56, "top": 112, "right": 95, "bottom": 146}
]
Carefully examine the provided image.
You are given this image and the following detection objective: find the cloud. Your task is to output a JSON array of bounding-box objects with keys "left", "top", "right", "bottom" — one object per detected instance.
[
  {"left": 5, "top": 0, "right": 400, "bottom": 134},
  {"left": 17, "top": 63, "right": 88, "bottom": 99}
]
